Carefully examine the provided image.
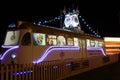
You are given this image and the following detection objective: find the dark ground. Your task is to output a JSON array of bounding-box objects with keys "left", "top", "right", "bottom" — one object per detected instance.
[{"left": 65, "top": 62, "right": 120, "bottom": 80}]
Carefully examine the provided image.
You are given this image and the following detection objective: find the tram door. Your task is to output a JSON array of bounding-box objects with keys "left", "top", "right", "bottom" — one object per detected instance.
[{"left": 81, "top": 39, "right": 87, "bottom": 59}]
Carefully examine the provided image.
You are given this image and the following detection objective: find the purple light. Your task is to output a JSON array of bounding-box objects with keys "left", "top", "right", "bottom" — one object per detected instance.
[
  {"left": 87, "top": 47, "right": 106, "bottom": 56},
  {"left": 0, "top": 45, "right": 19, "bottom": 60},
  {"left": 13, "top": 70, "right": 33, "bottom": 75},
  {"left": 2, "top": 45, "right": 18, "bottom": 48},
  {"left": 53, "top": 66, "right": 59, "bottom": 69},
  {"left": 66, "top": 63, "right": 71, "bottom": 67},
  {"left": 33, "top": 46, "right": 80, "bottom": 64}
]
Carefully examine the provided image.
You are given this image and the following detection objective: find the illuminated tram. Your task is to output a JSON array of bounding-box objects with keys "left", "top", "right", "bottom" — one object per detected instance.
[{"left": 0, "top": 9, "right": 106, "bottom": 64}]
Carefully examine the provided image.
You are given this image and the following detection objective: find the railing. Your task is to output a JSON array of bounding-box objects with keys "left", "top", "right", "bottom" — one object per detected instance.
[
  {"left": 0, "top": 54, "right": 119, "bottom": 80},
  {"left": 0, "top": 64, "right": 34, "bottom": 80}
]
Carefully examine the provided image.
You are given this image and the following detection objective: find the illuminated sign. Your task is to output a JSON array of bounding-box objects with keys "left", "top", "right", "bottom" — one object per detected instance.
[
  {"left": 64, "top": 14, "right": 79, "bottom": 28},
  {"left": 57, "top": 36, "right": 66, "bottom": 46},
  {"left": 47, "top": 35, "right": 57, "bottom": 45},
  {"left": 67, "top": 38, "right": 74, "bottom": 46},
  {"left": 33, "top": 33, "right": 46, "bottom": 46}
]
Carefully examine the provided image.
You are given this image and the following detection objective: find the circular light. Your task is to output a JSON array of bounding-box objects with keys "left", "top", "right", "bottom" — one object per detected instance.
[
  {"left": 71, "top": 15, "right": 79, "bottom": 27},
  {"left": 11, "top": 53, "right": 16, "bottom": 59},
  {"left": 64, "top": 14, "right": 79, "bottom": 28},
  {"left": 64, "top": 16, "right": 71, "bottom": 28}
]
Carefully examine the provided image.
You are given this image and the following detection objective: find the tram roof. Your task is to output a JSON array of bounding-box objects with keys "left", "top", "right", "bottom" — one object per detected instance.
[{"left": 9, "top": 21, "right": 102, "bottom": 40}]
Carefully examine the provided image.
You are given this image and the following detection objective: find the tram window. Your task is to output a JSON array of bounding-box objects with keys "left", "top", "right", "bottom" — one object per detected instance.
[
  {"left": 4, "top": 30, "right": 20, "bottom": 45},
  {"left": 95, "top": 40, "right": 98, "bottom": 47},
  {"left": 74, "top": 37, "right": 79, "bottom": 46},
  {"left": 86, "top": 39, "right": 90, "bottom": 47},
  {"left": 98, "top": 41, "right": 104, "bottom": 47},
  {"left": 47, "top": 35, "right": 57, "bottom": 45},
  {"left": 67, "top": 38, "right": 74, "bottom": 46},
  {"left": 33, "top": 33, "right": 46, "bottom": 46},
  {"left": 79, "top": 39, "right": 82, "bottom": 46},
  {"left": 91, "top": 40, "right": 95, "bottom": 47},
  {"left": 21, "top": 32, "right": 31, "bottom": 45},
  {"left": 57, "top": 36, "right": 66, "bottom": 46}
]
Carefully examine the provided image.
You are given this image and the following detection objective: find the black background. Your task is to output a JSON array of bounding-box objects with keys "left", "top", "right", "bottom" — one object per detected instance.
[{"left": 0, "top": 0, "right": 120, "bottom": 46}]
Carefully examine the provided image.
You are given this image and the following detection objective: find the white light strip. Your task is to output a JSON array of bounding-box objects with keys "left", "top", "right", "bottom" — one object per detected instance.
[
  {"left": 104, "top": 37, "right": 120, "bottom": 42},
  {"left": 105, "top": 45, "right": 120, "bottom": 47},
  {"left": 106, "top": 49, "right": 120, "bottom": 51}
]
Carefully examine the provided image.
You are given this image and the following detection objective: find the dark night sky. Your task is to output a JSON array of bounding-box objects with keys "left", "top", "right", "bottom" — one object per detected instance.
[{"left": 0, "top": 0, "right": 120, "bottom": 43}]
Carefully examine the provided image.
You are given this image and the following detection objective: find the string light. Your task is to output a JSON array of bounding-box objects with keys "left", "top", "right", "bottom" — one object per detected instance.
[
  {"left": 34, "top": 14, "right": 101, "bottom": 38},
  {"left": 78, "top": 14, "right": 101, "bottom": 37},
  {"left": 7, "top": 9, "right": 100, "bottom": 38},
  {"left": 35, "top": 16, "right": 61, "bottom": 25}
]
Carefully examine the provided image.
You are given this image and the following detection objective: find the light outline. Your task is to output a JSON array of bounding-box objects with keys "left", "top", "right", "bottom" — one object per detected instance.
[
  {"left": 0, "top": 45, "right": 106, "bottom": 63},
  {"left": 87, "top": 47, "right": 106, "bottom": 56},
  {"left": 0, "top": 45, "right": 19, "bottom": 60},
  {"left": 33, "top": 46, "right": 106, "bottom": 64},
  {"left": 33, "top": 46, "right": 80, "bottom": 64}
]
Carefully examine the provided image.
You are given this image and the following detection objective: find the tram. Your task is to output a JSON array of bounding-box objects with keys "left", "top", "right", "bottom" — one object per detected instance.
[
  {"left": 0, "top": 9, "right": 106, "bottom": 64},
  {"left": 0, "top": 20, "right": 106, "bottom": 64}
]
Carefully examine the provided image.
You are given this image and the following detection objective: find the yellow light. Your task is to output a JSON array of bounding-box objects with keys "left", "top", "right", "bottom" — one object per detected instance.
[
  {"left": 104, "top": 37, "right": 120, "bottom": 42},
  {"left": 105, "top": 45, "right": 120, "bottom": 47}
]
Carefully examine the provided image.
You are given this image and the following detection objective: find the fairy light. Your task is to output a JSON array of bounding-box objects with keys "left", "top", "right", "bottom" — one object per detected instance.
[{"left": 32, "top": 9, "right": 101, "bottom": 37}]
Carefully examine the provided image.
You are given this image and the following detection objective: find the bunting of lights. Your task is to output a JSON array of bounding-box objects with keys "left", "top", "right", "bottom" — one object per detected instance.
[
  {"left": 32, "top": 10, "right": 101, "bottom": 37},
  {"left": 35, "top": 16, "right": 61, "bottom": 25},
  {"left": 78, "top": 15, "right": 100, "bottom": 37},
  {"left": 7, "top": 11, "right": 100, "bottom": 37}
]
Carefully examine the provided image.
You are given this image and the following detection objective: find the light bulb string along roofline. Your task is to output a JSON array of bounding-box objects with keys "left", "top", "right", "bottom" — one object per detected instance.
[
  {"left": 8, "top": 11, "right": 101, "bottom": 37},
  {"left": 33, "top": 14, "right": 100, "bottom": 38}
]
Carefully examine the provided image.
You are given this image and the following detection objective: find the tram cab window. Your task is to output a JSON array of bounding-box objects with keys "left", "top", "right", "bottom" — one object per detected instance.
[
  {"left": 21, "top": 32, "right": 31, "bottom": 45},
  {"left": 4, "top": 30, "right": 20, "bottom": 45}
]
